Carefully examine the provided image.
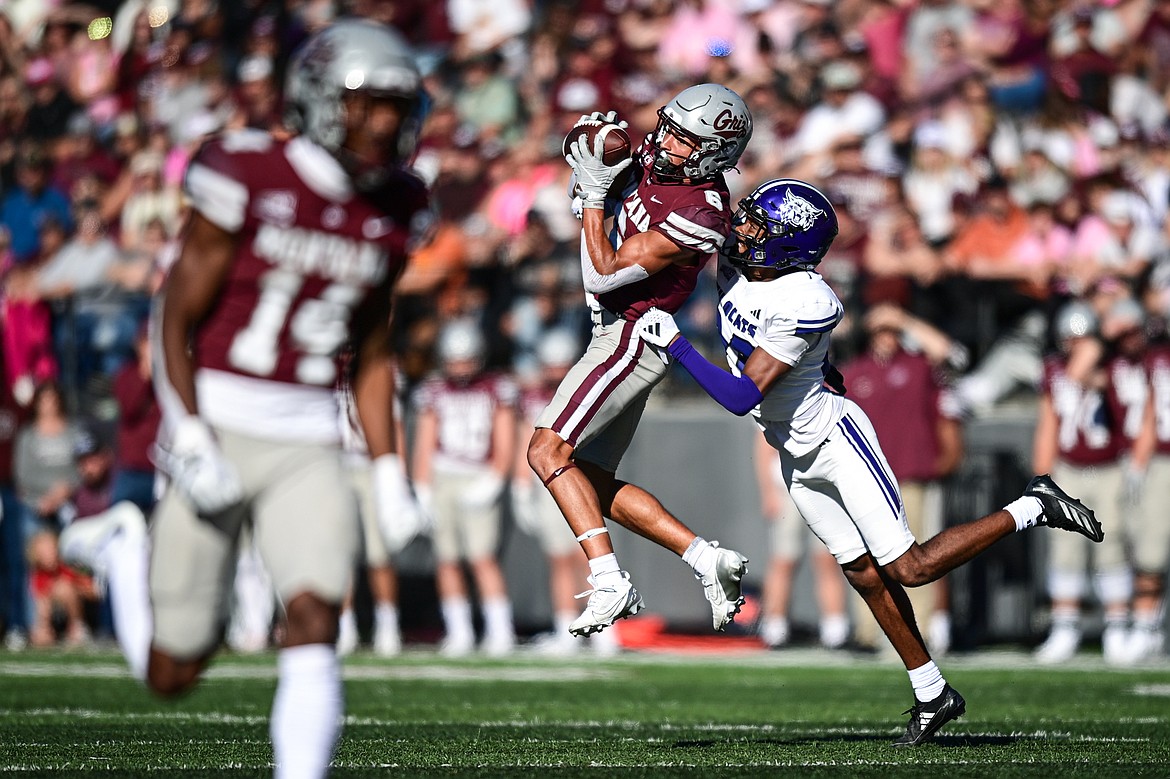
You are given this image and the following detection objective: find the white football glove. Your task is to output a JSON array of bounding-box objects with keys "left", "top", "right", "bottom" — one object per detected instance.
[
  {"left": 158, "top": 416, "right": 244, "bottom": 515},
  {"left": 566, "top": 134, "right": 633, "bottom": 208},
  {"left": 371, "top": 454, "right": 426, "bottom": 554},
  {"left": 460, "top": 472, "right": 504, "bottom": 511},
  {"left": 414, "top": 483, "right": 436, "bottom": 529},
  {"left": 636, "top": 307, "right": 681, "bottom": 348},
  {"left": 509, "top": 479, "right": 541, "bottom": 536},
  {"left": 575, "top": 110, "right": 629, "bottom": 130}
]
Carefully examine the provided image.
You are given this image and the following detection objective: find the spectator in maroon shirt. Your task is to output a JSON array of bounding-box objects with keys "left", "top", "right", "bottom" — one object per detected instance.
[
  {"left": 842, "top": 308, "right": 964, "bottom": 654},
  {"left": 111, "top": 327, "right": 159, "bottom": 513}
]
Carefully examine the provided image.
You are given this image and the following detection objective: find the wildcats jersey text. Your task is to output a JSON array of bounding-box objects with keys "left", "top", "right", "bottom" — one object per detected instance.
[
  {"left": 591, "top": 150, "right": 731, "bottom": 320},
  {"left": 716, "top": 259, "right": 845, "bottom": 456},
  {"left": 170, "top": 129, "right": 430, "bottom": 442}
]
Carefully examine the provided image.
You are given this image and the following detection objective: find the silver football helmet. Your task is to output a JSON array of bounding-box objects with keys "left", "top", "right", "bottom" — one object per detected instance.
[
  {"left": 1054, "top": 300, "right": 1098, "bottom": 342},
  {"left": 284, "top": 18, "right": 424, "bottom": 176},
  {"left": 438, "top": 319, "right": 486, "bottom": 365},
  {"left": 536, "top": 329, "right": 581, "bottom": 368},
  {"left": 645, "top": 83, "right": 753, "bottom": 182}
]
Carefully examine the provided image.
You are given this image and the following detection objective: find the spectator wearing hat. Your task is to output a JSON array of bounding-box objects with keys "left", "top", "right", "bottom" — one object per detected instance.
[
  {"left": 232, "top": 55, "right": 281, "bottom": 131},
  {"left": 903, "top": 121, "right": 979, "bottom": 245},
  {"left": 1070, "top": 191, "right": 1166, "bottom": 292},
  {"left": 71, "top": 430, "right": 114, "bottom": 521},
  {"left": 453, "top": 50, "right": 524, "bottom": 148},
  {"left": 51, "top": 113, "right": 122, "bottom": 197},
  {"left": 22, "top": 57, "right": 78, "bottom": 141},
  {"left": 0, "top": 147, "right": 73, "bottom": 264},
  {"left": 792, "top": 60, "right": 885, "bottom": 160},
  {"left": 117, "top": 151, "right": 181, "bottom": 252},
  {"left": 841, "top": 304, "right": 965, "bottom": 654}
]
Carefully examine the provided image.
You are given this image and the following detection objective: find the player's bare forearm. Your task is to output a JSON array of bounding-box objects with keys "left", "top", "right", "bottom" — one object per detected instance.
[
  {"left": 583, "top": 211, "right": 692, "bottom": 276},
  {"left": 411, "top": 410, "right": 438, "bottom": 485},
  {"left": 353, "top": 346, "right": 395, "bottom": 459},
  {"left": 1032, "top": 396, "right": 1058, "bottom": 474},
  {"left": 490, "top": 406, "right": 516, "bottom": 477},
  {"left": 160, "top": 213, "right": 238, "bottom": 417}
]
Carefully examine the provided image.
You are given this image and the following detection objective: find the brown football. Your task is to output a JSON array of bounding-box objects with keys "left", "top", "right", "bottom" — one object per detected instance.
[{"left": 562, "top": 120, "right": 633, "bottom": 166}]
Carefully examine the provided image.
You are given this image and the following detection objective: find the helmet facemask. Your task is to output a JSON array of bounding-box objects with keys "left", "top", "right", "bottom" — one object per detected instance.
[{"left": 650, "top": 109, "right": 727, "bottom": 183}]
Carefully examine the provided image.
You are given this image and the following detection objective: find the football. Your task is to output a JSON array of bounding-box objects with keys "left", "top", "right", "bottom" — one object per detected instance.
[{"left": 562, "top": 120, "right": 633, "bottom": 166}]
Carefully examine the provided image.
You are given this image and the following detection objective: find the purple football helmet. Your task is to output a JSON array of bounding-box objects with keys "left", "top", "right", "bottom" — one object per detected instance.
[{"left": 723, "top": 179, "right": 839, "bottom": 271}]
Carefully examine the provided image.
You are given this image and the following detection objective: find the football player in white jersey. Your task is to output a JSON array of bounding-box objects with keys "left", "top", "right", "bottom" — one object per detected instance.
[{"left": 636, "top": 179, "right": 1105, "bottom": 746}]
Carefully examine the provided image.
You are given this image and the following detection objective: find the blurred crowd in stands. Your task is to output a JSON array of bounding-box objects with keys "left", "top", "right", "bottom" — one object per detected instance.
[{"left": 1, "top": 0, "right": 1169, "bottom": 656}]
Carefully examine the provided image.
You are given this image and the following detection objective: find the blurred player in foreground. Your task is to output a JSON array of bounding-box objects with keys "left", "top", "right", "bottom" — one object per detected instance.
[
  {"left": 59, "top": 19, "right": 430, "bottom": 778},
  {"left": 635, "top": 178, "right": 1104, "bottom": 746}
]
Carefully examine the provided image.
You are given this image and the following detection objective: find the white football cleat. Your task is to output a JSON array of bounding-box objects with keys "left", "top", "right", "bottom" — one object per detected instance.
[
  {"left": 698, "top": 542, "right": 748, "bottom": 631},
  {"left": 568, "top": 572, "right": 644, "bottom": 637},
  {"left": 439, "top": 632, "right": 475, "bottom": 658},
  {"left": 1034, "top": 625, "right": 1080, "bottom": 664},
  {"left": 1125, "top": 627, "right": 1165, "bottom": 663},
  {"left": 481, "top": 629, "right": 516, "bottom": 657},
  {"left": 59, "top": 502, "right": 147, "bottom": 578},
  {"left": 1103, "top": 624, "right": 1134, "bottom": 666}
]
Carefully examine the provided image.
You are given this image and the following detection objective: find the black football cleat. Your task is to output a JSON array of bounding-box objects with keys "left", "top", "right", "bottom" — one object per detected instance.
[
  {"left": 892, "top": 684, "right": 966, "bottom": 747},
  {"left": 1024, "top": 474, "right": 1104, "bottom": 542}
]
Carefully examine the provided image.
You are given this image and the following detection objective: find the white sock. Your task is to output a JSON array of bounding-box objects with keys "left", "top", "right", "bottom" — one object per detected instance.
[
  {"left": 105, "top": 531, "right": 152, "bottom": 681},
  {"left": 819, "top": 613, "right": 850, "bottom": 649},
  {"left": 588, "top": 553, "right": 622, "bottom": 587},
  {"left": 271, "top": 644, "right": 342, "bottom": 779},
  {"left": 374, "top": 603, "right": 398, "bottom": 631},
  {"left": 1004, "top": 496, "right": 1043, "bottom": 531},
  {"left": 682, "top": 537, "right": 716, "bottom": 578},
  {"left": 441, "top": 597, "right": 474, "bottom": 640},
  {"left": 339, "top": 608, "right": 357, "bottom": 636},
  {"left": 907, "top": 660, "right": 947, "bottom": 703},
  {"left": 761, "top": 616, "right": 789, "bottom": 646},
  {"left": 481, "top": 597, "right": 514, "bottom": 638}
]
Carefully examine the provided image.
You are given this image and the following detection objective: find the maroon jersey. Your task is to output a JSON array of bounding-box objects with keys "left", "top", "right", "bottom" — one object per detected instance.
[
  {"left": 1041, "top": 356, "right": 1123, "bottom": 466},
  {"left": 595, "top": 149, "right": 731, "bottom": 319},
  {"left": 183, "top": 130, "right": 429, "bottom": 389},
  {"left": 1107, "top": 353, "right": 1149, "bottom": 446},
  {"left": 1145, "top": 345, "right": 1170, "bottom": 455},
  {"left": 113, "top": 361, "right": 161, "bottom": 473},
  {"left": 414, "top": 372, "right": 518, "bottom": 469},
  {"left": 842, "top": 349, "right": 954, "bottom": 482}
]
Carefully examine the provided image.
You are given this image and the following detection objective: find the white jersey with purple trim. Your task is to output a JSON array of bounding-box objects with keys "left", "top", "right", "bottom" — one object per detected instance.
[{"left": 716, "top": 258, "right": 844, "bottom": 456}]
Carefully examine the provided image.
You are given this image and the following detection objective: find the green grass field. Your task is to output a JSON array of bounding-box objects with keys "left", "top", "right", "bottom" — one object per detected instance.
[{"left": 2, "top": 648, "right": 1169, "bottom": 776}]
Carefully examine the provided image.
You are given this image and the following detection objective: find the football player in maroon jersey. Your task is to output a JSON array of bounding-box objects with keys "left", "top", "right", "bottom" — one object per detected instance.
[
  {"left": 59, "top": 19, "right": 429, "bottom": 777},
  {"left": 526, "top": 84, "right": 754, "bottom": 638},
  {"left": 1033, "top": 300, "right": 1132, "bottom": 665}
]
